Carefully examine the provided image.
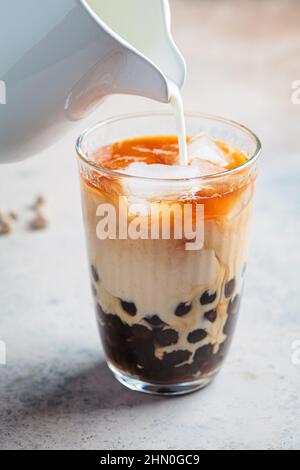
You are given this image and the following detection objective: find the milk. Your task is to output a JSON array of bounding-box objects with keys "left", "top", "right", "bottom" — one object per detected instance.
[
  {"left": 168, "top": 81, "right": 188, "bottom": 165},
  {"left": 86, "top": 0, "right": 188, "bottom": 165}
]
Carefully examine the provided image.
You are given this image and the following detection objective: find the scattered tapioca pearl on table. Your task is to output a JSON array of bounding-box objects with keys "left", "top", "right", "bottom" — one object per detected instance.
[
  {"left": 224, "top": 279, "right": 236, "bottom": 298},
  {"left": 204, "top": 309, "right": 217, "bottom": 323},
  {"left": 187, "top": 329, "right": 207, "bottom": 344},
  {"left": 174, "top": 302, "right": 192, "bottom": 317},
  {"left": 155, "top": 328, "right": 178, "bottom": 347},
  {"left": 91, "top": 265, "right": 100, "bottom": 283},
  {"left": 200, "top": 290, "right": 217, "bottom": 305},
  {"left": 120, "top": 300, "right": 137, "bottom": 316}
]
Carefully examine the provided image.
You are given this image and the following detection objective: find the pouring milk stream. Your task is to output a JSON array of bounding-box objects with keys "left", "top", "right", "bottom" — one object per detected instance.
[
  {"left": 0, "top": 0, "right": 187, "bottom": 164},
  {"left": 86, "top": 0, "right": 188, "bottom": 165}
]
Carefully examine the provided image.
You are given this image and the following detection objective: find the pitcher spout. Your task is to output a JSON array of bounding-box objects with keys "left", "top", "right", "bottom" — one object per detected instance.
[{"left": 82, "top": 0, "right": 186, "bottom": 103}]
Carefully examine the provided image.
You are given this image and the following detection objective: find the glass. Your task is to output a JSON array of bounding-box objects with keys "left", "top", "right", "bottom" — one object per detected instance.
[{"left": 76, "top": 112, "right": 261, "bottom": 396}]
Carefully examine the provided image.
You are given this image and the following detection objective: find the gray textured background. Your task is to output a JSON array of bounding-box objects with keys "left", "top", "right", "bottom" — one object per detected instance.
[{"left": 0, "top": 0, "right": 300, "bottom": 450}]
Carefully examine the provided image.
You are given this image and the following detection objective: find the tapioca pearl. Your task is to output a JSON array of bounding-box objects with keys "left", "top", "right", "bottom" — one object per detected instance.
[
  {"left": 96, "top": 303, "right": 106, "bottom": 321},
  {"left": 187, "top": 329, "right": 207, "bottom": 344},
  {"left": 145, "top": 315, "right": 165, "bottom": 327},
  {"left": 91, "top": 265, "right": 100, "bottom": 283},
  {"left": 228, "top": 294, "right": 241, "bottom": 315},
  {"left": 131, "top": 324, "right": 152, "bottom": 339},
  {"left": 91, "top": 284, "right": 97, "bottom": 297},
  {"left": 204, "top": 309, "right": 217, "bottom": 323},
  {"left": 163, "top": 350, "right": 192, "bottom": 367},
  {"left": 225, "top": 279, "right": 236, "bottom": 298},
  {"left": 175, "top": 302, "right": 192, "bottom": 317},
  {"left": 155, "top": 329, "right": 178, "bottom": 347},
  {"left": 224, "top": 306, "right": 239, "bottom": 335},
  {"left": 120, "top": 300, "right": 137, "bottom": 317},
  {"left": 200, "top": 290, "right": 217, "bottom": 305}
]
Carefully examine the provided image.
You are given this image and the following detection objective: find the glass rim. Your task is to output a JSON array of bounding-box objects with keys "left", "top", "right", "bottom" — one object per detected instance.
[{"left": 76, "top": 111, "right": 262, "bottom": 182}]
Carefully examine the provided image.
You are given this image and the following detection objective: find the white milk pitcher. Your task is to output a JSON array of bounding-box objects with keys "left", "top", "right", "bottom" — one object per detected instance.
[{"left": 0, "top": 0, "right": 186, "bottom": 163}]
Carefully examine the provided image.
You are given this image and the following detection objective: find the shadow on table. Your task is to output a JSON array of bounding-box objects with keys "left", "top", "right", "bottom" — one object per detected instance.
[{"left": 2, "top": 360, "right": 167, "bottom": 423}]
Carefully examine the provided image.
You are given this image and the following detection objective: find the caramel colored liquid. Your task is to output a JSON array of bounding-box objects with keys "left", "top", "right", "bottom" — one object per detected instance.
[
  {"left": 83, "top": 135, "right": 252, "bottom": 221},
  {"left": 93, "top": 135, "right": 247, "bottom": 171}
]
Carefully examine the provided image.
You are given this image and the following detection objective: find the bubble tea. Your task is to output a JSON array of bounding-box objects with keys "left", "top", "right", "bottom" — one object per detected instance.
[{"left": 76, "top": 113, "right": 261, "bottom": 395}]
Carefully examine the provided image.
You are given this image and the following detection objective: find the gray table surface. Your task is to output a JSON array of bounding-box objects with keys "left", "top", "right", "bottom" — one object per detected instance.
[{"left": 0, "top": 0, "right": 300, "bottom": 450}]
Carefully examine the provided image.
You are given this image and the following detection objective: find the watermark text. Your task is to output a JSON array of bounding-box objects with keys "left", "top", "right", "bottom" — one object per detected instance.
[{"left": 96, "top": 198, "right": 204, "bottom": 251}]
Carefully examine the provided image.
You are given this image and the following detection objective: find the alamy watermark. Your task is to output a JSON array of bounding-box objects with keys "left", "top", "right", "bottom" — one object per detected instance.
[
  {"left": 291, "top": 340, "right": 300, "bottom": 367},
  {"left": 0, "top": 80, "right": 6, "bottom": 105},
  {"left": 291, "top": 80, "right": 300, "bottom": 105},
  {"left": 96, "top": 198, "right": 204, "bottom": 251},
  {"left": 0, "top": 340, "right": 6, "bottom": 365}
]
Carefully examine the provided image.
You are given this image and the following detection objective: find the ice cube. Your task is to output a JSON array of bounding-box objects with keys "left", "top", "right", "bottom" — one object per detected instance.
[
  {"left": 188, "top": 133, "right": 229, "bottom": 168},
  {"left": 123, "top": 162, "right": 202, "bottom": 180},
  {"left": 122, "top": 162, "right": 202, "bottom": 201},
  {"left": 189, "top": 159, "right": 222, "bottom": 177}
]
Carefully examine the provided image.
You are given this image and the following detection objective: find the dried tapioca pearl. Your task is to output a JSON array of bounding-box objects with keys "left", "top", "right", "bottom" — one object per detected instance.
[
  {"left": 225, "top": 279, "right": 236, "bottom": 298},
  {"left": 36, "top": 196, "right": 46, "bottom": 206},
  {"left": 155, "top": 329, "right": 178, "bottom": 347},
  {"left": 175, "top": 302, "right": 192, "bottom": 317},
  {"left": 121, "top": 300, "right": 137, "bottom": 317},
  {"left": 200, "top": 290, "right": 217, "bottom": 305},
  {"left": 187, "top": 329, "right": 207, "bottom": 344},
  {"left": 91, "top": 265, "right": 100, "bottom": 283},
  {"left": 30, "top": 213, "right": 48, "bottom": 230},
  {"left": 204, "top": 309, "right": 217, "bottom": 323},
  {"left": 9, "top": 211, "right": 18, "bottom": 221},
  {"left": 0, "top": 221, "right": 11, "bottom": 235}
]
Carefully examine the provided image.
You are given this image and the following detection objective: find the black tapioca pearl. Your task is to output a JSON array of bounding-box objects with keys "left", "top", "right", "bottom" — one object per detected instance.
[
  {"left": 91, "top": 284, "right": 97, "bottom": 297},
  {"left": 228, "top": 294, "right": 241, "bottom": 315},
  {"left": 145, "top": 315, "right": 165, "bottom": 327},
  {"left": 225, "top": 279, "right": 236, "bottom": 298},
  {"left": 175, "top": 302, "right": 192, "bottom": 317},
  {"left": 131, "top": 324, "right": 152, "bottom": 339},
  {"left": 200, "top": 290, "right": 217, "bottom": 305},
  {"left": 224, "top": 304, "right": 240, "bottom": 335},
  {"left": 96, "top": 303, "right": 106, "bottom": 321},
  {"left": 187, "top": 329, "right": 207, "bottom": 344},
  {"left": 91, "top": 265, "right": 100, "bottom": 283},
  {"left": 155, "top": 329, "right": 178, "bottom": 347},
  {"left": 193, "top": 344, "right": 219, "bottom": 373},
  {"left": 163, "top": 349, "right": 192, "bottom": 367},
  {"left": 204, "top": 309, "right": 217, "bottom": 323},
  {"left": 120, "top": 300, "right": 137, "bottom": 317}
]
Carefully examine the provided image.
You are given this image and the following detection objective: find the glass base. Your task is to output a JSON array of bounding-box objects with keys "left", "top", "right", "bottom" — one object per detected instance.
[{"left": 108, "top": 362, "right": 215, "bottom": 396}]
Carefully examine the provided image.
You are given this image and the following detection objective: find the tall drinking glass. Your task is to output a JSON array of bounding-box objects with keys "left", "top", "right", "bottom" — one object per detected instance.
[{"left": 76, "top": 113, "right": 261, "bottom": 395}]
